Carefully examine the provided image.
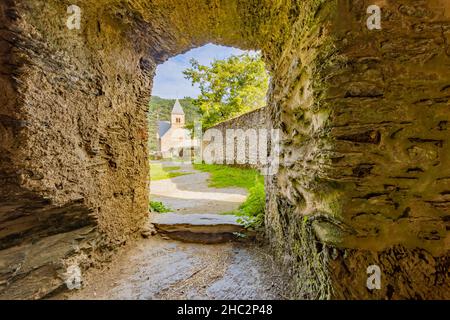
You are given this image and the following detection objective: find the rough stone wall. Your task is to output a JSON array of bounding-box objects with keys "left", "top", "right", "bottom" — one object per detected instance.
[
  {"left": 265, "top": 0, "right": 450, "bottom": 299},
  {"left": 0, "top": 0, "right": 449, "bottom": 299},
  {"left": 329, "top": 0, "right": 450, "bottom": 299},
  {"left": 0, "top": 0, "right": 269, "bottom": 299},
  {"left": 202, "top": 107, "right": 267, "bottom": 169},
  {"left": 0, "top": 0, "right": 153, "bottom": 298}
]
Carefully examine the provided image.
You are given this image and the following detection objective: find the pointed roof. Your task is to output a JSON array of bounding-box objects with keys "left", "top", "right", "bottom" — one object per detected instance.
[
  {"left": 157, "top": 120, "right": 171, "bottom": 138},
  {"left": 171, "top": 99, "right": 185, "bottom": 115}
]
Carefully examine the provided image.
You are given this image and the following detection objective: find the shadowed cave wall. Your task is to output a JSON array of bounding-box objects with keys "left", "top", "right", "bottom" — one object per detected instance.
[{"left": 0, "top": 0, "right": 449, "bottom": 299}]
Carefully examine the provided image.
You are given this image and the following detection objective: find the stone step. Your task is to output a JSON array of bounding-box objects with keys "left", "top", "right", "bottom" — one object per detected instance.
[{"left": 151, "top": 213, "right": 250, "bottom": 244}]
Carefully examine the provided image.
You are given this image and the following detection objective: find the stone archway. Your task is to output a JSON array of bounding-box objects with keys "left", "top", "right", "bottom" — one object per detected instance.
[{"left": 0, "top": 0, "right": 449, "bottom": 299}]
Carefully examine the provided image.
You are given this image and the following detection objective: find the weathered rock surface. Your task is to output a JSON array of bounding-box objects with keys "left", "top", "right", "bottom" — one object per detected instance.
[
  {"left": 152, "top": 213, "right": 248, "bottom": 244},
  {"left": 0, "top": 0, "right": 449, "bottom": 299},
  {"left": 0, "top": 226, "right": 100, "bottom": 299}
]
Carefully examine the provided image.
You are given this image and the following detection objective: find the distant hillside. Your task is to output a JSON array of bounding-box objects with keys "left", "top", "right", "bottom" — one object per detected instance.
[{"left": 148, "top": 96, "right": 201, "bottom": 151}]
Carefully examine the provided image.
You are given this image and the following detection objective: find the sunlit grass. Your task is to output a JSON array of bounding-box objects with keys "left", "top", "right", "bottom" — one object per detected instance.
[
  {"left": 193, "top": 163, "right": 265, "bottom": 229},
  {"left": 150, "top": 163, "right": 191, "bottom": 181},
  {"left": 193, "top": 163, "right": 263, "bottom": 189}
]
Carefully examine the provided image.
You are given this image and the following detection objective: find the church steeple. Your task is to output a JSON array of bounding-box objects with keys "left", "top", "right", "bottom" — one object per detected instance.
[
  {"left": 172, "top": 99, "right": 185, "bottom": 115},
  {"left": 171, "top": 99, "right": 185, "bottom": 126}
]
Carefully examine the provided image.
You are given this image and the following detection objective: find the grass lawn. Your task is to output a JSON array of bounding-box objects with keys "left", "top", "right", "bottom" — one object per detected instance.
[
  {"left": 150, "top": 162, "right": 191, "bottom": 181},
  {"left": 193, "top": 163, "right": 265, "bottom": 229}
]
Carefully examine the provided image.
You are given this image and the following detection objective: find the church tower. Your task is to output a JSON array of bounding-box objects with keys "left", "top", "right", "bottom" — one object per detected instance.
[{"left": 171, "top": 99, "right": 185, "bottom": 127}]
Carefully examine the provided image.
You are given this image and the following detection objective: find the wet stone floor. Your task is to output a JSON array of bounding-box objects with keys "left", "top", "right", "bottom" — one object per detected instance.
[
  {"left": 58, "top": 237, "right": 290, "bottom": 300},
  {"left": 57, "top": 162, "right": 290, "bottom": 300}
]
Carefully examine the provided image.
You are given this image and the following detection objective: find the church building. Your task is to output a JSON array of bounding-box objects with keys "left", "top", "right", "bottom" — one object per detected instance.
[{"left": 156, "top": 99, "right": 193, "bottom": 158}]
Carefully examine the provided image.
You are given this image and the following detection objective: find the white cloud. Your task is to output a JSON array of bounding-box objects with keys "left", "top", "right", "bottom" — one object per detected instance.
[{"left": 151, "top": 44, "right": 251, "bottom": 99}]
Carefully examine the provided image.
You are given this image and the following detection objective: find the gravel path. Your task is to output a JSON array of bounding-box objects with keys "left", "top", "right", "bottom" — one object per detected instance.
[{"left": 150, "top": 161, "right": 247, "bottom": 215}]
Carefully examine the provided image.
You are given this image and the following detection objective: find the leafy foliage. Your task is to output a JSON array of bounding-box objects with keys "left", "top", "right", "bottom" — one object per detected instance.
[
  {"left": 236, "top": 179, "right": 265, "bottom": 230},
  {"left": 183, "top": 53, "right": 269, "bottom": 129},
  {"left": 149, "top": 201, "right": 172, "bottom": 213}
]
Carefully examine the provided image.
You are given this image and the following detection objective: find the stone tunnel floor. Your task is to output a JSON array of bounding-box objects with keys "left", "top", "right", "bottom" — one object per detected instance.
[
  {"left": 56, "top": 162, "right": 291, "bottom": 300},
  {"left": 56, "top": 237, "right": 290, "bottom": 300}
]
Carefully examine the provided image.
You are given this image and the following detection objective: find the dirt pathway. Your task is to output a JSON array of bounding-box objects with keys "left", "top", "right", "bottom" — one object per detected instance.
[
  {"left": 150, "top": 161, "right": 247, "bottom": 214},
  {"left": 58, "top": 162, "right": 289, "bottom": 300}
]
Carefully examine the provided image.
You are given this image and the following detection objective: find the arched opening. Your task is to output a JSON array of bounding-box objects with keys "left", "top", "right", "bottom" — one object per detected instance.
[
  {"left": 0, "top": 0, "right": 449, "bottom": 299},
  {"left": 148, "top": 43, "right": 270, "bottom": 240}
]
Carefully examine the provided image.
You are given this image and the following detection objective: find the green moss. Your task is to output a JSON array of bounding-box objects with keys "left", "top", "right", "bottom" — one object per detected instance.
[
  {"left": 312, "top": 220, "right": 344, "bottom": 245},
  {"left": 287, "top": 213, "right": 333, "bottom": 299}
]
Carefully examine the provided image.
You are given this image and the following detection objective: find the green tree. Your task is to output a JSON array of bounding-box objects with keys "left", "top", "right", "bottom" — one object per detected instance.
[{"left": 183, "top": 53, "right": 269, "bottom": 129}]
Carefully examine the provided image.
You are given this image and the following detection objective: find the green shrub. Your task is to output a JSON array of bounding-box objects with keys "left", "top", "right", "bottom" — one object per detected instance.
[
  {"left": 149, "top": 201, "right": 172, "bottom": 213},
  {"left": 236, "top": 177, "right": 265, "bottom": 230}
]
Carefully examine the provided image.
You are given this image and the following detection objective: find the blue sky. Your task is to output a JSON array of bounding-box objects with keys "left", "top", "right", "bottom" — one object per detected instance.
[{"left": 151, "top": 44, "right": 249, "bottom": 99}]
